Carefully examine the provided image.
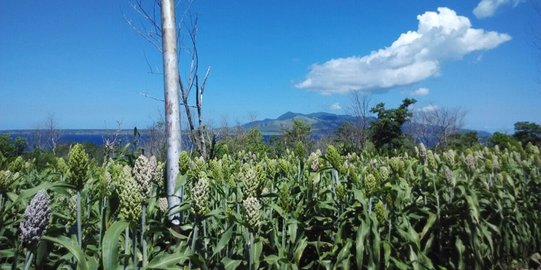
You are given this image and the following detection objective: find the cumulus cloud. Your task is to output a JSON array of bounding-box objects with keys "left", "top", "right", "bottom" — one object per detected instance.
[
  {"left": 419, "top": 104, "right": 439, "bottom": 112},
  {"left": 473, "top": 0, "right": 525, "bottom": 19},
  {"left": 296, "top": 7, "right": 511, "bottom": 95},
  {"left": 411, "top": 87, "right": 430, "bottom": 96},
  {"left": 329, "top": 102, "right": 342, "bottom": 111}
]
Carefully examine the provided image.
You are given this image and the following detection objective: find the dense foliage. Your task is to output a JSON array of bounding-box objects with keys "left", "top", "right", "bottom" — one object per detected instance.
[
  {"left": 1, "top": 140, "right": 540, "bottom": 269},
  {"left": 369, "top": 98, "right": 416, "bottom": 151}
]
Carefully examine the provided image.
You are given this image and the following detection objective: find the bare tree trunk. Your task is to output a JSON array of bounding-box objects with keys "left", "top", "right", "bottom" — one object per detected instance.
[
  {"left": 126, "top": 0, "right": 212, "bottom": 160},
  {"left": 161, "top": 0, "right": 182, "bottom": 225},
  {"left": 45, "top": 114, "right": 60, "bottom": 155},
  {"left": 349, "top": 91, "right": 371, "bottom": 151}
]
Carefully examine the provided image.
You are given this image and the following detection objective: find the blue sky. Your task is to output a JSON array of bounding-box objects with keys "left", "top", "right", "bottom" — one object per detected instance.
[{"left": 0, "top": 0, "right": 539, "bottom": 132}]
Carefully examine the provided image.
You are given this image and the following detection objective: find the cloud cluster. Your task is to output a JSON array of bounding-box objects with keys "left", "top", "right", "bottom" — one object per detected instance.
[
  {"left": 296, "top": 7, "right": 511, "bottom": 95},
  {"left": 411, "top": 87, "right": 430, "bottom": 97},
  {"left": 329, "top": 103, "right": 342, "bottom": 111},
  {"left": 473, "top": 0, "right": 524, "bottom": 19},
  {"left": 419, "top": 104, "right": 439, "bottom": 113}
]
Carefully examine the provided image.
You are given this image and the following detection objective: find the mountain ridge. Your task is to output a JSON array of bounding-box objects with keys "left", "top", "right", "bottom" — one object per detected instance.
[
  {"left": 243, "top": 111, "right": 364, "bottom": 137},
  {"left": 243, "top": 111, "right": 491, "bottom": 139}
]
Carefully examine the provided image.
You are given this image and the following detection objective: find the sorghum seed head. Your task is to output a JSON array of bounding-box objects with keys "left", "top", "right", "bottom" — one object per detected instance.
[
  {"left": 20, "top": 190, "right": 51, "bottom": 248},
  {"left": 67, "top": 144, "right": 89, "bottom": 189},
  {"left": 243, "top": 196, "right": 261, "bottom": 232}
]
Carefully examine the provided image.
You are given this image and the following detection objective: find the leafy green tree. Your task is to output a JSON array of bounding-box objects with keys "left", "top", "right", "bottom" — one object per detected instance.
[
  {"left": 14, "top": 137, "right": 27, "bottom": 156},
  {"left": 513, "top": 121, "right": 541, "bottom": 146},
  {"left": 490, "top": 132, "right": 521, "bottom": 149},
  {"left": 215, "top": 128, "right": 268, "bottom": 157},
  {"left": 448, "top": 131, "right": 481, "bottom": 150},
  {"left": 0, "top": 135, "right": 15, "bottom": 159},
  {"left": 0, "top": 135, "right": 26, "bottom": 159},
  {"left": 369, "top": 98, "right": 416, "bottom": 151},
  {"left": 282, "top": 119, "right": 311, "bottom": 155}
]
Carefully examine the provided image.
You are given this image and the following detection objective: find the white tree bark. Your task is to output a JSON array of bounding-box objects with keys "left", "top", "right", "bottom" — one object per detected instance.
[{"left": 161, "top": 0, "right": 182, "bottom": 225}]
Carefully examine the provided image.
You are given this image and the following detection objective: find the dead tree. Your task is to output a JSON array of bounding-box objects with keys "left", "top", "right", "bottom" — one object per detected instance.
[
  {"left": 179, "top": 18, "right": 212, "bottom": 159},
  {"left": 410, "top": 106, "right": 466, "bottom": 149},
  {"left": 45, "top": 114, "right": 60, "bottom": 154},
  {"left": 32, "top": 114, "right": 60, "bottom": 153},
  {"left": 347, "top": 91, "right": 371, "bottom": 151},
  {"left": 126, "top": 0, "right": 213, "bottom": 160},
  {"left": 102, "top": 121, "right": 123, "bottom": 163},
  {"left": 160, "top": 0, "right": 182, "bottom": 224}
]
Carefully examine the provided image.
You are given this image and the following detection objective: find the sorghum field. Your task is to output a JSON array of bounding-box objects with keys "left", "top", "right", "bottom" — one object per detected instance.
[{"left": 1, "top": 143, "right": 540, "bottom": 269}]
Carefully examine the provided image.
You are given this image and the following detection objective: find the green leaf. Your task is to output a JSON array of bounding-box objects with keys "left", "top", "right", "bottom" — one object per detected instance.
[
  {"left": 222, "top": 257, "right": 242, "bottom": 270},
  {"left": 390, "top": 257, "right": 410, "bottom": 270},
  {"left": 0, "top": 249, "right": 14, "bottom": 258},
  {"left": 203, "top": 208, "right": 224, "bottom": 220},
  {"left": 355, "top": 220, "right": 369, "bottom": 269},
  {"left": 168, "top": 228, "right": 189, "bottom": 240},
  {"left": 175, "top": 174, "right": 187, "bottom": 189},
  {"left": 6, "top": 192, "right": 17, "bottom": 202},
  {"left": 455, "top": 237, "right": 465, "bottom": 270},
  {"left": 383, "top": 241, "right": 391, "bottom": 268},
  {"left": 288, "top": 219, "right": 298, "bottom": 244},
  {"left": 264, "top": 254, "right": 281, "bottom": 265},
  {"left": 336, "top": 239, "right": 352, "bottom": 264},
  {"left": 294, "top": 237, "right": 308, "bottom": 265},
  {"left": 419, "top": 213, "right": 437, "bottom": 241},
  {"left": 43, "top": 236, "right": 88, "bottom": 270},
  {"left": 212, "top": 225, "right": 233, "bottom": 257},
  {"left": 101, "top": 220, "right": 129, "bottom": 270},
  {"left": 35, "top": 240, "right": 49, "bottom": 268},
  {"left": 143, "top": 251, "right": 190, "bottom": 269},
  {"left": 253, "top": 240, "right": 263, "bottom": 268},
  {"left": 269, "top": 203, "right": 285, "bottom": 218},
  {"left": 87, "top": 257, "right": 99, "bottom": 270}
]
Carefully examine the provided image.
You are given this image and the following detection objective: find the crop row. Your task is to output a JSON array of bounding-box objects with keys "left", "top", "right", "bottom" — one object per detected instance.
[{"left": 0, "top": 143, "right": 540, "bottom": 269}]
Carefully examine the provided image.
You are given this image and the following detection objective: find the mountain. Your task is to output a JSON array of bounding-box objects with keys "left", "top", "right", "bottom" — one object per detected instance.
[
  {"left": 243, "top": 111, "right": 365, "bottom": 137},
  {"left": 243, "top": 112, "right": 492, "bottom": 143}
]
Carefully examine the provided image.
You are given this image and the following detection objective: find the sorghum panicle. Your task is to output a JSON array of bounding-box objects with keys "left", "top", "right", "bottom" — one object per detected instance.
[{"left": 20, "top": 190, "right": 51, "bottom": 248}]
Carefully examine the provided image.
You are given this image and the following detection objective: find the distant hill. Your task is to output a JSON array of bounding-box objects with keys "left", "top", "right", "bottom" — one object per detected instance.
[
  {"left": 1, "top": 113, "right": 492, "bottom": 147},
  {"left": 243, "top": 111, "right": 369, "bottom": 137},
  {"left": 243, "top": 111, "right": 492, "bottom": 142}
]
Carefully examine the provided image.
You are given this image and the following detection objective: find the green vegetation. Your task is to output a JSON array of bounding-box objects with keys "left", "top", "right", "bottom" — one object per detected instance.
[
  {"left": 369, "top": 98, "right": 417, "bottom": 151},
  {"left": 1, "top": 136, "right": 540, "bottom": 269},
  {"left": 1, "top": 109, "right": 541, "bottom": 269},
  {"left": 513, "top": 121, "right": 541, "bottom": 146}
]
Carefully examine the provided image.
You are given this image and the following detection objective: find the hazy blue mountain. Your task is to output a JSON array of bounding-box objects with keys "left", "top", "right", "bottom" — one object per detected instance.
[
  {"left": 243, "top": 111, "right": 492, "bottom": 142},
  {"left": 243, "top": 111, "right": 365, "bottom": 137},
  {"left": 1, "top": 112, "right": 492, "bottom": 147}
]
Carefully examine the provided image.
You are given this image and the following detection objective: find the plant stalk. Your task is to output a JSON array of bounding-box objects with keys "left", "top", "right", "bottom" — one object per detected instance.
[
  {"left": 282, "top": 217, "right": 286, "bottom": 250},
  {"left": 248, "top": 232, "right": 254, "bottom": 270},
  {"left": 191, "top": 222, "right": 199, "bottom": 252},
  {"left": 203, "top": 219, "right": 208, "bottom": 254},
  {"left": 76, "top": 190, "right": 82, "bottom": 247},
  {"left": 132, "top": 228, "right": 137, "bottom": 268},
  {"left": 124, "top": 227, "right": 129, "bottom": 270},
  {"left": 141, "top": 204, "right": 147, "bottom": 267},
  {"left": 23, "top": 249, "right": 34, "bottom": 270}
]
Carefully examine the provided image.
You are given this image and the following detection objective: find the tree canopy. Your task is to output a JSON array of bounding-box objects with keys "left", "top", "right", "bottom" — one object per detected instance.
[
  {"left": 369, "top": 98, "right": 416, "bottom": 151},
  {"left": 513, "top": 121, "right": 541, "bottom": 146}
]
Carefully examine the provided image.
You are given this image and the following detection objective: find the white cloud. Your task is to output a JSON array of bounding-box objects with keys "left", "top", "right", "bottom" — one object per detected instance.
[
  {"left": 329, "top": 102, "right": 342, "bottom": 111},
  {"left": 296, "top": 7, "right": 511, "bottom": 95},
  {"left": 473, "top": 0, "right": 525, "bottom": 19},
  {"left": 411, "top": 87, "right": 430, "bottom": 96},
  {"left": 419, "top": 104, "right": 439, "bottom": 112}
]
